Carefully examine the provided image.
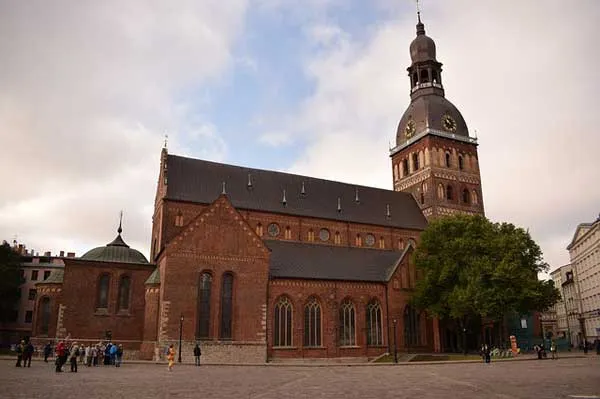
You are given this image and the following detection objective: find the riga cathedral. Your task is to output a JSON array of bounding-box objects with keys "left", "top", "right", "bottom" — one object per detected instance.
[{"left": 31, "top": 14, "right": 485, "bottom": 362}]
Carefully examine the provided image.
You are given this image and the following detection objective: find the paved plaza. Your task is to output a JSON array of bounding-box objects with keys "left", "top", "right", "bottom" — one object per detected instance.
[{"left": 1, "top": 357, "right": 599, "bottom": 398}]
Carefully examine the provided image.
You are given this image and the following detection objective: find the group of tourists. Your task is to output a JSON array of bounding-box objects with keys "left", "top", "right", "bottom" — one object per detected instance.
[{"left": 13, "top": 339, "right": 125, "bottom": 372}]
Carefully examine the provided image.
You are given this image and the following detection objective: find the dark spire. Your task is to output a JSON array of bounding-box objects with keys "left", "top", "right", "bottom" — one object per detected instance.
[
  {"left": 118, "top": 210, "right": 123, "bottom": 235},
  {"left": 416, "top": 4, "right": 426, "bottom": 36}
]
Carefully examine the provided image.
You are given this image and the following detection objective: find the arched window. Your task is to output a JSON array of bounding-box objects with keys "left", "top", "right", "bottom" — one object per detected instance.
[
  {"left": 117, "top": 275, "right": 131, "bottom": 311},
  {"left": 472, "top": 190, "right": 479, "bottom": 205},
  {"left": 404, "top": 305, "right": 421, "bottom": 347},
  {"left": 220, "top": 273, "right": 233, "bottom": 339},
  {"left": 402, "top": 159, "right": 409, "bottom": 176},
  {"left": 412, "top": 72, "right": 418, "bottom": 86},
  {"left": 458, "top": 155, "right": 464, "bottom": 170},
  {"left": 462, "top": 189, "right": 470, "bottom": 204},
  {"left": 432, "top": 70, "right": 439, "bottom": 83},
  {"left": 197, "top": 272, "right": 212, "bottom": 339},
  {"left": 304, "top": 297, "right": 321, "bottom": 347},
  {"left": 379, "top": 237, "right": 385, "bottom": 249},
  {"left": 412, "top": 153, "right": 419, "bottom": 171},
  {"left": 420, "top": 192, "right": 425, "bottom": 205},
  {"left": 284, "top": 226, "right": 291, "bottom": 239},
  {"left": 40, "top": 297, "right": 50, "bottom": 335},
  {"left": 393, "top": 164, "right": 399, "bottom": 181},
  {"left": 339, "top": 299, "right": 356, "bottom": 346},
  {"left": 175, "top": 210, "right": 183, "bottom": 227},
  {"left": 420, "top": 69, "right": 429, "bottom": 83},
  {"left": 97, "top": 274, "right": 110, "bottom": 309},
  {"left": 366, "top": 299, "right": 383, "bottom": 346},
  {"left": 355, "top": 234, "right": 362, "bottom": 247},
  {"left": 446, "top": 185, "right": 454, "bottom": 201},
  {"left": 274, "top": 296, "right": 293, "bottom": 347},
  {"left": 437, "top": 184, "right": 444, "bottom": 200},
  {"left": 334, "top": 231, "right": 341, "bottom": 245},
  {"left": 445, "top": 152, "right": 451, "bottom": 168},
  {"left": 307, "top": 229, "right": 315, "bottom": 242}
]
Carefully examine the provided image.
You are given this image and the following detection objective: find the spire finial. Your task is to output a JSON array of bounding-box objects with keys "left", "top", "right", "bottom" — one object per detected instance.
[
  {"left": 222, "top": 181, "right": 227, "bottom": 195},
  {"left": 118, "top": 210, "right": 123, "bottom": 235},
  {"left": 163, "top": 133, "right": 168, "bottom": 149},
  {"left": 416, "top": 0, "right": 425, "bottom": 35}
]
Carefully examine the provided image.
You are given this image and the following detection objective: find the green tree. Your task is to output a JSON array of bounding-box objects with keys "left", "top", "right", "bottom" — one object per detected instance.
[
  {"left": 0, "top": 241, "right": 23, "bottom": 323},
  {"left": 412, "top": 214, "right": 560, "bottom": 350}
]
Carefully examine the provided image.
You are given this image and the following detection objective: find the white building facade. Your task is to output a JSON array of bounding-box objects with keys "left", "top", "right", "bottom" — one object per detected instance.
[{"left": 567, "top": 215, "right": 600, "bottom": 344}]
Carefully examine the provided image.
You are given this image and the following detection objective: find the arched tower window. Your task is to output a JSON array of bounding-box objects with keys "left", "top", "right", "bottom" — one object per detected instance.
[
  {"left": 472, "top": 190, "right": 479, "bottom": 205},
  {"left": 220, "top": 272, "right": 233, "bottom": 339},
  {"left": 458, "top": 155, "right": 464, "bottom": 170},
  {"left": 412, "top": 153, "right": 419, "bottom": 171},
  {"left": 432, "top": 70, "right": 439, "bottom": 83},
  {"left": 404, "top": 305, "right": 421, "bottom": 347},
  {"left": 412, "top": 72, "right": 418, "bottom": 86},
  {"left": 339, "top": 299, "right": 356, "bottom": 346},
  {"left": 402, "top": 159, "right": 409, "bottom": 176},
  {"left": 366, "top": 299, "right": 383, "bottom": 346},
  {"left": 462, "top": 189, "right": 470, "bottom": 204},
  {"left": 273, "top": 296, "right": 293, "bottom": 347},
  {"left": 445, "top": 152, "right": 451, "bottom": 168},
  {"left": 446, "top": 185, "right": 454, "bottom": 201},
  {"left": 304, "top": 297, "right": 322, "bottom": 347},
  {"left": 97, "top": 274, "right": 110, "bottom": 309},
  {"left": 437, "top": 184, "right": 444, "bottom": 199},
  {"left": 420, "top": 69, "right": 429, "bottom": 83},
  {"left": 39, "top": 297, "right": 51, "bottom": 335},
  {"left": 117, "top": 275, "right": 131, "bottom": 311},
  {"left": 197, "top": 272, "right": 212, "bottom": 339}
]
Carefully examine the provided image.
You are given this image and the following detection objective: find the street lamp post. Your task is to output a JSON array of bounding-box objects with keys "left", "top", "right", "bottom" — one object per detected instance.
[
  {"left": 178, "top": 314, "right": 184, "bottom": 363},
  {"left": 393, "top": 319, "right": 398, "bottom": 363}
]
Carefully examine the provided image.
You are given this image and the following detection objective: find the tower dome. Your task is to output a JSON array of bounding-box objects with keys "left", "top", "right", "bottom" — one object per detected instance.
[
  {"left": 80, "top": 218, "right": 148, "bottom": 264},
  {"left": 409, "top": 13, "right": 436, "bottom": 63}
]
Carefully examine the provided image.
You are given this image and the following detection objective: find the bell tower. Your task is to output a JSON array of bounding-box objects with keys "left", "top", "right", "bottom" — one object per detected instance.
[{"left": 390, "top": 11, "right": 484, "bottom": 219}]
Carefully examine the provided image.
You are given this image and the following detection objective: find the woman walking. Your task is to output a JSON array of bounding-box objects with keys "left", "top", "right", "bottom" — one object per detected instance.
[{"left": 167, "top": 344, "right": 175, "bottom": 372}]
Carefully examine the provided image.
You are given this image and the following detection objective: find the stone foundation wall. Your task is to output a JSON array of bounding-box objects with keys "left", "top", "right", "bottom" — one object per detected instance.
[{"left": 155, "top": 340, "right": 267, "bottom": 364}]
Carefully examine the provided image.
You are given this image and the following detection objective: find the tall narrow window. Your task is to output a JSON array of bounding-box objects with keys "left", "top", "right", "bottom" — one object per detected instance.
[
  {"left": 355, "top": 234, "right": 362, "bottom": 247},
  {"left": 446, "top": 185, "right": 454, "bottom": 201},
  {"left": 462, "top": 189, "right": 470, "bottom": 204},
  {"left": 284, "top": 226, "right": 292, "bottom": 239},
  {"left": 402, "top": 159, "right": 409, "bottom": 176},
  {"left": 339, "top": 299, "right": 356, "bottom": 346},
  {"left": 379, "top": 237, "right": 385, "bottom": 249},
  {"left": 472, "top": 190, "right": 479, "bottom": 205},
  {"left": 304, "top": 297, "right": 321, "bottom": 347},
  {"left": 220, "top": 273, "right": 233, "bottom": 339},
  {"left": 97, "top": 274, "right": 110, "bottom": 309},
  {"left": 117, "top": 275, "right": 131, "bottom": 311},
  {"left": 367, "top": 300, "right": 383, "bottom": 346},
  {"left": 437, "top": 184, "right": 444, "bottom": 199},
  {"left": 412, "top": 153, "right": 419, "bottom": 170},
  {"left": 40, "top": 297, "right": 50, "bottom": 335},
  {"left": 445, "top": 152, "right": 451, "bottom": 168},
  {"left": 334, "top": 231, "right": 341, "bottom": 245},
  {"left": 274, "top": 296, "right": 293, "bottom": 347},
  {"left": 458, "top": 155, "right": 464, "bottom": 170},
  {"left": 404, "top": 305, "right": 421, "bottom": 347},
  {"left": 256, "top": 223, "right": 263, "bottom": 237},
  {"left": 307, "top": 229, "right": 315, "bottom": 242},
  {"left": 197, "top": 273, "right": 212, "bottom": 339}
]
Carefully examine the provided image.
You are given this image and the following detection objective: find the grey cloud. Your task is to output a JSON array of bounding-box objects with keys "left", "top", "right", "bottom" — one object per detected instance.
[{"left": 0, "top": 0, "right": 248, "bottom": 257}]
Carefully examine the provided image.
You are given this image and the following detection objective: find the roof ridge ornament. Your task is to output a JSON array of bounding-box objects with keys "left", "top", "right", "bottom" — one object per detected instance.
[
  {"left": 337, "top": 197, "right": 342, "bottom": 213},
  {"left": 222, "top": 181, "right": 227, "bottom": 195},
  {"left": 282, "top": 189, "right": 287, "bottom": 206},
  {"left": 247, "top": 173, "right": 253, "bottom": 189},
  {"left": 386, "top": 204, "right": 391, "bottom": 219},
  {"left": 355, "top": 187, "right": 360, "bottom": 203},
  {"left": 301, "top": 181, "right": 306, "bottom": 196}
]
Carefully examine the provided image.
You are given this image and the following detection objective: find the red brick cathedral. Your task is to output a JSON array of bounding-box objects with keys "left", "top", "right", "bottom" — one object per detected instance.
[{"left": 31, "top": 14, "right": 484, "bottom": 363}]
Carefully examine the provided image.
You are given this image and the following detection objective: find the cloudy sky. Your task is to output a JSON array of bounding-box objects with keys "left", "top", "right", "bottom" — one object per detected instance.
[{"left": 1, "top": 0, "right": 598, "bottom": 274}]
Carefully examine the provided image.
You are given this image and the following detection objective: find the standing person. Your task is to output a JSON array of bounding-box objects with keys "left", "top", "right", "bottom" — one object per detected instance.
[
  {"left": 193, "top": 344, "right": 201, "bottom": 366},
  {"left": 84, "top": 344, "right": 91, "bottom": 367},
  {"left": 79, "top": 343, "right": 85, "bottom": 364},
  {"left": 110, "top": 342, "right": 117, "bottom": 365},
  {"left": 167, "top": 344, "right": 176, "bottom": 372},
  {"left": 550, "top": 341, "right": 558, "bottom": 360},
  {"left": 104, "top": 343, "right": 112, "bottom": 365},
  {"left": 55, "top": 341, "right": 65, "bottom": 372},
  {"left": 116, "top": 344, "right": 123, "bottom": 367},
  {"left": 23, "top": 341, "right": 34, "bottom": 367},
  {"left": 69, "top": 343, "right": 79, "bottom": 372},
  {"left": 15, "top": 340, "right": 24, "bottom": 367},
  {"left": 91, "top": 345, "right": 98, "bottom": 367},
  {"left": 43, "top": 342, "right": 52, "bottom": 363}
]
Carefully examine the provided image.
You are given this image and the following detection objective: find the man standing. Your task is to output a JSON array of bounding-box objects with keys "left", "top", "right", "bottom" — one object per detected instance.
[
  {"left": 15, "top": 340, "right": 24, "bottom": 367},
  {"left": 69, "top": 343, "right": 79, "bottom": 372},
  {"left": 23, "top": 341, "right": 34, "bottom": 367},
  {"left": 43, "top": 342, "right": 52, "bottom": 363},
  {"left": 55, "top": 341, "right": 65, "bottom": 372},
  {"left": 193, "top": 344, "right": 201, "bottom": 366}
]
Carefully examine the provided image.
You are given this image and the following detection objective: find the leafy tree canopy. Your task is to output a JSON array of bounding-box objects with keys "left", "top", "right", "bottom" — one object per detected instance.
[
  {"left": 412, "top": 214, "right": 560, "bottom": 326},
  {"left": 0, "top": 241, "right": 23, "bottom": 323}
]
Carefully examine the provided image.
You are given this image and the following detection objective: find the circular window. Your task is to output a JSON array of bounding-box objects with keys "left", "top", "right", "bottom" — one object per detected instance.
[
  {"left": 365, "top": 234, "right": 375, "bottom": 246},
  {"left": 319, "top": 228, "right": 330, "bottom": 241},
  {"left": 267, "top": 223, "right": 280, "bottom": 237}
]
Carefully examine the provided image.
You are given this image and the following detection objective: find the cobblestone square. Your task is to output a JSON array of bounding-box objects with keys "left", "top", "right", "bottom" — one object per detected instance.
[{"left": 1, "top": 357, "right": 599, "bottom": 399}]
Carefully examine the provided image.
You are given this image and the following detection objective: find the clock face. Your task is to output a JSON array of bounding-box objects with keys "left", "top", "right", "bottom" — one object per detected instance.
[
  {"left": 442, "top": 114, "right": 457, "bottom": 132},
  {"left": 405, "top": 119, "right": 416, "bottom": 138},
  {"left": 365, "top": 234, "right": 375, "bottom": 246},
  {"left": 319, "top": 228, "right": 330, "bottom": 242},
  {"left": 267, "top": 223, "right": 280, "bottom": 237}
]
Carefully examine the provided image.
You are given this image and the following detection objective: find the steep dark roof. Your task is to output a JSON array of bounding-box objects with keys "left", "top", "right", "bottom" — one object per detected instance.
[
  {"left": 145, "top": 268, "right": 160, "bottom": 285},
  {"left": 265, "top": 240, "right": 402, "bottom": 282},
  {"left": 165, "top": 155, "right": 427, "bottom": 230}
]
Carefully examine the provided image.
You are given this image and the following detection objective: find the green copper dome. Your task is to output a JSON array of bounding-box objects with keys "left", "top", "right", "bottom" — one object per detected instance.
[{"left": 80, "top": 222, "right": 149, "bottom": 264}]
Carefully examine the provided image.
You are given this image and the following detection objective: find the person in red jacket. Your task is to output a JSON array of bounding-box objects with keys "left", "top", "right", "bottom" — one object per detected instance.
[{"left": 55, "top": 341, "right": 66, "bottom": 372}]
